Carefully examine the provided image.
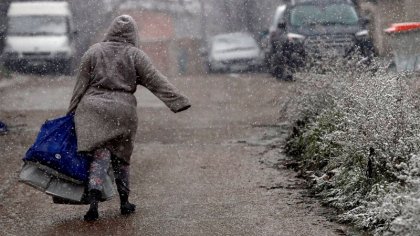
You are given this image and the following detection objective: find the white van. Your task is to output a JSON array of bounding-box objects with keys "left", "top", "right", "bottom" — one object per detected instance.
[{"left": 2, "top": 1, "right": 76, "bottom": 74}]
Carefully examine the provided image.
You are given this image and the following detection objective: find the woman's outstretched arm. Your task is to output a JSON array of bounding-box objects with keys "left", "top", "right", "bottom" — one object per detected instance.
[{"left": 135, "top": 50, "right": 191, "bottom": 113}]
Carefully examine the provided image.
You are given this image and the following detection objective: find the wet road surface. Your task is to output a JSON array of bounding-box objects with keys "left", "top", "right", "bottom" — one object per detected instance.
[{"left": 0, "top": 73, "right": 345, "bottom": 235}]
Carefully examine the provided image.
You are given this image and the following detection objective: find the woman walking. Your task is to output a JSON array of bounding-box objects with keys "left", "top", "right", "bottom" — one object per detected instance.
[{"left": 68, "top": 15, "right": 191, "bottom": 221}]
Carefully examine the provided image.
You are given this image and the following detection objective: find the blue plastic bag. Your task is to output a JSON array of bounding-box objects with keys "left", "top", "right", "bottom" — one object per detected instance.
[{"left": 24, "top": 114, "right": 90, "bottom": 182}]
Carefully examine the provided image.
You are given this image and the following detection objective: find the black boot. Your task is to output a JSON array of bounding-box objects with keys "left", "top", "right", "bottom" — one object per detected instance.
[
  {"left": 120, "top": 199, "right": 136, "bottom": 215},
  {"left": 117, "top": 179, "right": 136, "bottom": 215},
  {"left": 119, "top": 190, "right": 136, "bottom": 215},
  {"left": 84, "top": 189, "right": 101, "bottom": 221}
]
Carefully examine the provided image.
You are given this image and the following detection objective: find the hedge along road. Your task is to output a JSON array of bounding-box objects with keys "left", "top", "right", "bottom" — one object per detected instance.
[{"left": 0, "top": 72, "right": 345, "bottom": 236}]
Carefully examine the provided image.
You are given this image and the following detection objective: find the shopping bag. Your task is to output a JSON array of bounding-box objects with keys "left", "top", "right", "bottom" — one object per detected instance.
[
  {"left": 19, "top": 161, "right": 115, "bottom": 204},
  {"left": 23, "top": 114, "right": 90, "bottom": 182}
]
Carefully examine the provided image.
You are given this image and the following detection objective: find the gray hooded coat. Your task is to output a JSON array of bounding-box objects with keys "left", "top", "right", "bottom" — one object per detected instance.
[{"left": 68, "top": 15, "right": 191, "bottom": 164}]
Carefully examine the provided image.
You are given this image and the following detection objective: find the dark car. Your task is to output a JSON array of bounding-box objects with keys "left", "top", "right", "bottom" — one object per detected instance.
[{"left": 266, "top": 0, "right": 375, "bottom": 79}]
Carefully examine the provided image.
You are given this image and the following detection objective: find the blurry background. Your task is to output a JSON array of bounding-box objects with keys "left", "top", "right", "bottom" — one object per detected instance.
[{"left": 0, "top": 0, "right": 419, "bottom": 76}]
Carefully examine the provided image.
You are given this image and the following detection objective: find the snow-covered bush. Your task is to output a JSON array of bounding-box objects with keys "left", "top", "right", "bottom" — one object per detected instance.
[{"left": 284, "top": 59, "right": 420, "bottom": 235}]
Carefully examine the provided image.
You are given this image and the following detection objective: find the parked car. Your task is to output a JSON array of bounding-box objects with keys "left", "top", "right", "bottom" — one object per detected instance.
[
  {"left": 265, "top": 0, "right": 375, "bottom": 79},
  {"left": 204, "top": 32, "right": 264, "bottom": 73},
  {"left": 1, "top": 1, "right": 77, "bottom": 74}
]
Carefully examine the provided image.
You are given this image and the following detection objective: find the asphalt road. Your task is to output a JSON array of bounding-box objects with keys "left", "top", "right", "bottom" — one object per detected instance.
[{"left": 0, "top": 72, "right": 345, "bottom": 236}]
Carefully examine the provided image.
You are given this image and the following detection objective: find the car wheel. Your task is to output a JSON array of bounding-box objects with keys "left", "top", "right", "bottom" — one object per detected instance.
[
  {"left": 270, "top": 61, "right": 294, "bottom": 81},
  {"left": 208, "top": 63, "right": 222, "bottom": 74},
  {"left": 270, "top": 64, "right": 282, "bottom": 79},
  {"left": 269, "top": 53, "right": 287, "bottom": 80},
  {"left": 206, "top": 63, "right": 214, "bottom": 74}
]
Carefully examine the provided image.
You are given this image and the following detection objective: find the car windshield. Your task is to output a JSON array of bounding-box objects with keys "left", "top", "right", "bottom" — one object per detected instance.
[
  {"left": 8, "top": 16, "right": 67, "bottom": 36},
  {"left": 212, "top": 34, "right": 257, "bottom": 53},
  {"left": 290, "top": 4, "right": 359, "bottom": 27}
]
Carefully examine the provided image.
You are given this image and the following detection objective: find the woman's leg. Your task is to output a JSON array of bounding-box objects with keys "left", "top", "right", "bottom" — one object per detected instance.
[
  {"left": 112, "top": 157, "right": 136, "bottom": 215},
  {"left": 84, "top": 148, "right": 112, "bottom": 221}
]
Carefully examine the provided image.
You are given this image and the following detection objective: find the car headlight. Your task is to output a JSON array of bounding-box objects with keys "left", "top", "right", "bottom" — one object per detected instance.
[
  {"left": 355, "top": 30, "right": 369, "bottom": 38},
  {"left": 287, "top": 33, "right": 305, "bottom": 43}
]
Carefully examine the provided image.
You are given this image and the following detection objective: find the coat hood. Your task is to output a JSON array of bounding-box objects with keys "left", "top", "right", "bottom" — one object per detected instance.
[{"left": 103, "top": 15, "right": 139, "bottom": 47}]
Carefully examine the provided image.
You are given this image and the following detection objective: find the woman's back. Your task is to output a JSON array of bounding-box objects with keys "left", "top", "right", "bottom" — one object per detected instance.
[{"left": 87, "top": 42, "right": 138, "bottom": 94}]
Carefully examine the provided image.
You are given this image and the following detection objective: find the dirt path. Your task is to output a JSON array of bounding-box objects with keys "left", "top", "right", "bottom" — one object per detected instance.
[{"left": 0, "top": 73, "right": 345, "bottom": 235}]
